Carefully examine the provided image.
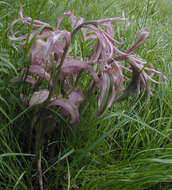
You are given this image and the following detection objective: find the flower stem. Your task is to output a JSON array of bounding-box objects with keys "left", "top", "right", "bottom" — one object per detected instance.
[
  {"left": 35, "top": 116, "right": 44, "bottom": 190},
  {"left": 38, "top": 147, "right": 43, "bottom": 190}
]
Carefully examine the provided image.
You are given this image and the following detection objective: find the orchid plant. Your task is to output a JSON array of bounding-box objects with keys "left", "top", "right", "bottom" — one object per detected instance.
[
  {"left": 9, "top": 6, "right": 167, "bottom": 123},
  {"left": 8, "top": 6, "right": 167, "bottom": 189}
]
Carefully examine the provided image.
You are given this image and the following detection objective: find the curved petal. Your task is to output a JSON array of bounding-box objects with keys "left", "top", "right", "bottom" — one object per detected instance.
[
  {"left": 29, "top": 89, "right": 49, "bottom": 106},
  {"left": 48, "top": 98, "right": 79, "bottom": 124},
  {"left": 55, "top": 11, "right": 77, "bottom": 29},
  {"left": 29, "top": 65, "right": 50, "bottom": 80},
  {"left": 9, "top": 75, "right": 36, "bottom": 86},
  {"left": 93, "top": 17, "right": 130, "bottom": 26},
  {"left": 19, "top": 5, "right": 51, "bottom": 28},
  {"left": 46, "top": 30, "right": 71, "bottom": 56},
  {"left": 69, "top": 89, "right": 83, "bottom": 106},
  {"left": 126, "top": 28, "right": 150, "bottom": 54},
  {"left": 30, "top": 39, "right": 47, "bottom": 65},
  {"left": 113, "top": 64, "right": 141, "bottom": 103},
  {"left": 62, "top": 57, "right": 100, "bottom": 87},
  {"left": 111, "top": 61, "right": 124, "bottom": 93},
  {"left": 97, "top": 71, "right": 113, "bottom": 116}
]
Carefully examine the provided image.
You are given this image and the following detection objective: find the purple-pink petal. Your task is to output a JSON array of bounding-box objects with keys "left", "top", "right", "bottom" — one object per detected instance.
[
  {"left": 62, "top": 62, "right": 100, "bottom": 87},
  {"left": 55, "top": 11, "right": 77, "bottom": 29},
  {"left": 126, "top": 28, "right": 150, "bottom": 54},
  {"left": 93, "top": 17, "right": 129, "bottom": 25},
  {"left": 48, "top": 98, "right": 79, "bottom": 124},
  {"left": 69, "top": 89, "right": 83, "bottom": 106},
  {"left": 29, "top": 65, "right": 50, "bottom": 80},
  {"left": 29, "top": 89, "right": 49, "bottom": 106}
]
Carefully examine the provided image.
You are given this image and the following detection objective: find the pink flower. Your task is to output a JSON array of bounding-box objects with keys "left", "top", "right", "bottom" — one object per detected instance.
[{"left": 8, "top": 6, "right": 167, "bottom": 123}]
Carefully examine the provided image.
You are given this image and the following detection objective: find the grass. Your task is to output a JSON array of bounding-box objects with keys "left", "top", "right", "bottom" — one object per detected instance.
[{"left": 0, "top": 0, "right": 172, "bottom": 189}]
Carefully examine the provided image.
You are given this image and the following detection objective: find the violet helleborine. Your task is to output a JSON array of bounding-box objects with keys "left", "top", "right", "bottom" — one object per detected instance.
[{"left": 9, "top": 6, "right": 167, "bottom": 123}]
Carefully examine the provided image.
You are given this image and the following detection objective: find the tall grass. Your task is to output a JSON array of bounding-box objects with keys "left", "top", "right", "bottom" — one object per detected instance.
[{"left": 0, "top": 0, "right": 172, "bottom": 189}]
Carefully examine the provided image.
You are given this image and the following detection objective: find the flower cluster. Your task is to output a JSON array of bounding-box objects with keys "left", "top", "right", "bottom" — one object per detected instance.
[{"left": 9, "top": 6, "right": 167, "bottom": 123}]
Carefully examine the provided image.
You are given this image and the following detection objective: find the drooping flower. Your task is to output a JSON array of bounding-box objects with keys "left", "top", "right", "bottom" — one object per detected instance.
[
  {"left": 48, "top": 98, "right": 80, "bottom": 124},
  {"left": 8, "top": 6, "right": 167, "bottom": 123}
]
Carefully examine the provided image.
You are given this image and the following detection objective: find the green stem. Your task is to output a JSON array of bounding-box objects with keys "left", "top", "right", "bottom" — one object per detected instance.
[
  {"left": 36, "top": 117, "right": 44, "bottom": 190},
  {"left": 38, "top": 147, "right": 43, "bottom": 190}
]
